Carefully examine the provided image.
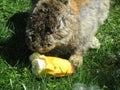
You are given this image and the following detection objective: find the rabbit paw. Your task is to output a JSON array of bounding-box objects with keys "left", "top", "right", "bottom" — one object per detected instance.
[
  {"left": 89, "top": 37, "right": 100, "bottom": 49},
  {"left": 69, "top": 55, "right": 83, "bottom": 67}
]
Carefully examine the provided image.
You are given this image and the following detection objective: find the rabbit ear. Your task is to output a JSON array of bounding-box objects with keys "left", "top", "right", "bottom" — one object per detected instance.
[{"left": 59, "top": 0, "right": 70, "bottom": 4}]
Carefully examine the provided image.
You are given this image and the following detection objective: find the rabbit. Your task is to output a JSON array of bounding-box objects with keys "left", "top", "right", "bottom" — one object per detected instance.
[{"left": 26, "top": 0, "right": 110, "bottom": 67}]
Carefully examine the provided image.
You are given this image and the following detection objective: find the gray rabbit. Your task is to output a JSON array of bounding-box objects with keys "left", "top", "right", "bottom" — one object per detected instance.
[{"left": 26, "top": 0, "right": 110, "bottom": 67}]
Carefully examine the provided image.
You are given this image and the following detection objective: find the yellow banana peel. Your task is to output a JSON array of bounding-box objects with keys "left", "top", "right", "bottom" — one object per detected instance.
[{"left": 29, "top": 52, "right": 75, "bottom": 77}]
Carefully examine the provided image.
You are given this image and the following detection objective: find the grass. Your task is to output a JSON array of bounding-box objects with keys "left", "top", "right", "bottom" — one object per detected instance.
[{"left": 0, "top": 0, "right": 120, "bottom": 90}]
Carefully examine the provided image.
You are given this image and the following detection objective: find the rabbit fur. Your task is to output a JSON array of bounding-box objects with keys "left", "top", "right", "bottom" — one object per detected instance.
[{"left": 26, "top": 0, "right": 110, "bottom": 67}]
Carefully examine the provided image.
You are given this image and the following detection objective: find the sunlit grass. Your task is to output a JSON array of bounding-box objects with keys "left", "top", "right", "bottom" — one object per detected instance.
[{"left": 0, "top": 0, "right": 120, "bottom": 90}]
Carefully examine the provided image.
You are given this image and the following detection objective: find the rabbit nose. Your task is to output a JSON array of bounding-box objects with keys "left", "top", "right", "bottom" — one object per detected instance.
[
  {"left": 46, "top": 30, "right": 53, "bottom": 35},
  {"left": 45, "top": 26, "right": 54, "bottom": 34},
  {"left": 47, "top": 43, "right": 52, "bottom": 47}
]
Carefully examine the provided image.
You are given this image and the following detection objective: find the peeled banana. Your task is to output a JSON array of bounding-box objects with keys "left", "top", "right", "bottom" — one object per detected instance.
[{"left": 29, "top": 52, "right": 75, "bottom": 77}]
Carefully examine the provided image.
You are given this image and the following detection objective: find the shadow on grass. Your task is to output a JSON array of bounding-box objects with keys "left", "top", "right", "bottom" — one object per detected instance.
[{"left": 1, "top": 12, "right": 33, "bottom": 67}]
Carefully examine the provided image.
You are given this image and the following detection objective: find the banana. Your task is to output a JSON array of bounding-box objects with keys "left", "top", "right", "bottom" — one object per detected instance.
[{"left": 29, "top": 52, "right": 75, "bottom": 77}]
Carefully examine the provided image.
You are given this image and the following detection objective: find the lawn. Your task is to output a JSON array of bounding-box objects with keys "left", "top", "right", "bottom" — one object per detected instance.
[{"left": 0, "top": 0, "right": 120, "bottom": 90}]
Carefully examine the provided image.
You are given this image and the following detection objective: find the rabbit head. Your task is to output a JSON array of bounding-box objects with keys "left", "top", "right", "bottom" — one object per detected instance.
[{"left": 26, "top": 0, "right": 71, "bottom": 53}]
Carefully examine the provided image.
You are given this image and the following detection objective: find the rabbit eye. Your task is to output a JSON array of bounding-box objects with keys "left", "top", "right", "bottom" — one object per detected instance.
[
  {"left": 31, "top": 34, "right": 36, "bottom": 42},
  {"left": 56, "top": 23, "right": 61, "bottom": 29}
]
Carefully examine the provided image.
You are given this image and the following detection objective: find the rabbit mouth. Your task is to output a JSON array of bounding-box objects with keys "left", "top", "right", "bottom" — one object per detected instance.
[{"left": 38, "top": 44, "right": 55, "bottom": 53}]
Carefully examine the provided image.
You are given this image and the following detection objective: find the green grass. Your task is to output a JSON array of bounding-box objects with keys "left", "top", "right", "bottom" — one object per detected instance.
[{"left": 0, "top": 0, "right": 120, "bottom": 90}]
